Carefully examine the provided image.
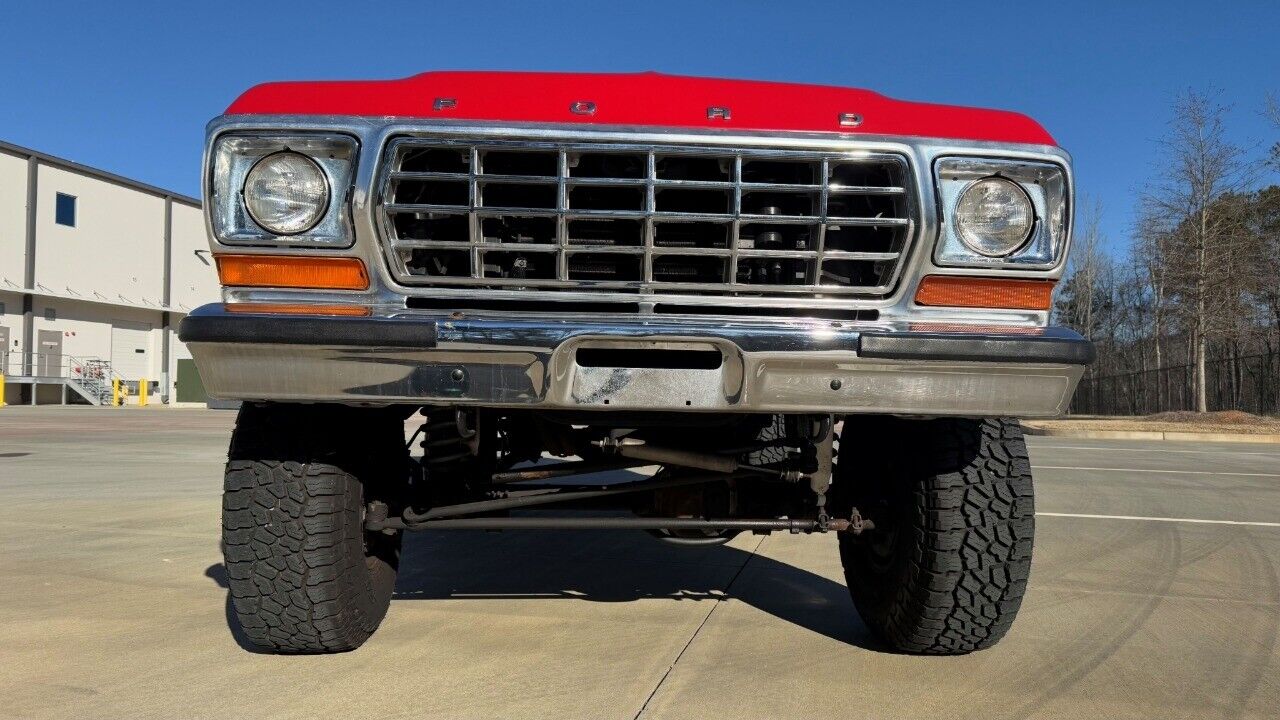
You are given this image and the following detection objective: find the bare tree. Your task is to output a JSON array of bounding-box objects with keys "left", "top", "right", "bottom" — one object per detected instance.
[
  {"left": 1066, "top": 92, "right": 1280, "bottom": 416},
  {"left": 1140, "top": 89, "right": 1255, "bottom": 412},
  {"left": 1247, "top": 187, "right": 1280, "bottom": 348},
  {"left": 1054, "top": 197, "right": 1107, "bottom": 350},
  {"left": 1264, "top": 98, "right": 1280, "bottom": 351},
  {"left": 1133, "top": 213, "right": 1170, "bottom": 372},
  {"left": 1266, "top": 93, "right": 1280, "bottom": 170}
]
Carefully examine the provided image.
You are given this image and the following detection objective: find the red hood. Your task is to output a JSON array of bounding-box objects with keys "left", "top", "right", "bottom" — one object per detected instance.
[{"left": 225, "top": 71, "right": 1055, "bottom": 146}]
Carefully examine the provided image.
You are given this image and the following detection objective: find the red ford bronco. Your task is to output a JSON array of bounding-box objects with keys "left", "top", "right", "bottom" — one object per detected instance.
[{"left": 180, "top": 71, "right": 1090, "bottom": 654}]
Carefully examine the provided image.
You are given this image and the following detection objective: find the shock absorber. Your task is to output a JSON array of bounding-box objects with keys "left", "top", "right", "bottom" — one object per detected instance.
[{"left": 806, "top": 415, "right": 835, "bottom": 524}]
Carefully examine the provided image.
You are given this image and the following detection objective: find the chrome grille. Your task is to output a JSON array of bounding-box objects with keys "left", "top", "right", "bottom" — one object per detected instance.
[{"left": 376, "top": 137, "right": 915, "bottom": 298}]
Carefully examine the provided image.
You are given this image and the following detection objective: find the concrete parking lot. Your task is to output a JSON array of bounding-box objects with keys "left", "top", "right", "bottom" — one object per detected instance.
[{"left": 1, "top": 406, "right": 1278, "bottom": 719}]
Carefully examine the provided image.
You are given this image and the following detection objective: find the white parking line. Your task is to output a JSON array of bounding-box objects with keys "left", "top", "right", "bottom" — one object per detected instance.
[
  {"left": 1033, "top": 466, "right": 1280, "bottom": 477},
  {"left": 1028, "top": 444, "right": 1280, "bottom": 455},
  {"left": 1036, "top": 512, "right": 1280, "bottom": 528}
]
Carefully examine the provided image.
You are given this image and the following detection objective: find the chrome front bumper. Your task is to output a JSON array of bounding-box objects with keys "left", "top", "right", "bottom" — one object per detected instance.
[{"left": 179, "top": 304, "right": 1092, "bottom": 417}]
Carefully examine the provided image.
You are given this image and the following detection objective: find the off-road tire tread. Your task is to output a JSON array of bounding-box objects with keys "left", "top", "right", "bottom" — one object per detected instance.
[
  {"left": 221, "top": 404, "right": 403, "bottom": 654},
  {"left": 746, "top": 414, "right": 790, "bottom": 466},
  {"left": 837, "top": 417, "right": 1033, "bottom": 654}
]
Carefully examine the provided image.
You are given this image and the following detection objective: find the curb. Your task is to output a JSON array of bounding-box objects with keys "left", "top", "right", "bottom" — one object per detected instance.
[{"left": 1021, "top": 425, "right": 1280, "bottom": 444}]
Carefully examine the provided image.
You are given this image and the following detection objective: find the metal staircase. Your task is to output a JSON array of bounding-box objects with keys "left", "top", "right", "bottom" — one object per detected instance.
[
  {"left": 67, "top": 358, "right": 120, "bottom": 405},
  {"left": 1, "top": 352, "right": 125, "bottom": 406}
]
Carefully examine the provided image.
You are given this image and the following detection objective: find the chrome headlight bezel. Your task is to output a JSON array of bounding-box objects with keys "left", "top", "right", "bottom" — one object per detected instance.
[
  {"left": 209, "top": 133, "right": 358, "bottom": 248},
  {"left": 933, "top": 157, "right": 1068, "bottom": 269}
]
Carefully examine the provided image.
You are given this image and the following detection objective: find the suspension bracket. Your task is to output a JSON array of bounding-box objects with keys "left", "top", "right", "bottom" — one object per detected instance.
[{"left": 823, "top": 507, "right": 875, "bottom": 535}]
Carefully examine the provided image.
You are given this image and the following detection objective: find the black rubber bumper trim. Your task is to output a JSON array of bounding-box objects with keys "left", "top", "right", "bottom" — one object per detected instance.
[
  {"left": 858, "top": 331, "right": 1095, "bottom": 365},
  {"left": 178, "top": 312, "right": 437, "bottom": 348}
]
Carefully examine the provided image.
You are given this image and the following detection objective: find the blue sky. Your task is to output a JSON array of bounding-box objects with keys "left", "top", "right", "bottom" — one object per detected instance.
[{"left": 3, "top": 0, "right": 1277, "bottom": 252}]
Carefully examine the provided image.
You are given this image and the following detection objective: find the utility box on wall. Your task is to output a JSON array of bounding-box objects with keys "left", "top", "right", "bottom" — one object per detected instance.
[{"left": 175, "top": 358, "right": 207, "bottom": 403}]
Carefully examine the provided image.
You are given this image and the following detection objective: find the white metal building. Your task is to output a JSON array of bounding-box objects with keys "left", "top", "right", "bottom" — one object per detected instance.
[{"left": 0, "top": 140, "right": 220, "bottom": 405}]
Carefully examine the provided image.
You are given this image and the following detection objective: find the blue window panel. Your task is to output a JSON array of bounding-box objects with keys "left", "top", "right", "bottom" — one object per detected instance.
[{"left": 55, "top": 193, "right": 76, "bottom": 227}]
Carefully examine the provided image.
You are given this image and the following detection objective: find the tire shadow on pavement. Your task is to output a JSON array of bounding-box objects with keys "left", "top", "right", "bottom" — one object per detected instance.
[
  {"left": 205, "top": 526, "right": 885, "bottom": 652},
  {"left": 391, "top": 527, "right": 884, "bottom": 650}
]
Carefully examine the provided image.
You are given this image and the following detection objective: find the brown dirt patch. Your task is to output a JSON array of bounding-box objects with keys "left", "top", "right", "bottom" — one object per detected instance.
[
  {"left": 1027, "top": 411, "right": 1280, "bottom": 435},
  {"left": 1146, "top": 410, "right": 1268, "bottom": 425}
]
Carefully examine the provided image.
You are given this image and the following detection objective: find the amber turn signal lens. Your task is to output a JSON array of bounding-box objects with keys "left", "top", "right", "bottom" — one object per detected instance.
[
  {"left": 914, "top": 276, "right": 1055, "bottom": 311},
  {"left": 223, "top": 303, "right": 370, "bottom": 316},
  {"left": 216, "top": 255, "right": 369, "bottom": 290}
]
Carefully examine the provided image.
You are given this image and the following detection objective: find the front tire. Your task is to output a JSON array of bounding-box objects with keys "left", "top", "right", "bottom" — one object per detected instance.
[
  {"left": 834, "top": 416, "right": 1034, "bottom": 654},
  {"left": 221, "top": 403, "right": 407, "bottom": 654}
]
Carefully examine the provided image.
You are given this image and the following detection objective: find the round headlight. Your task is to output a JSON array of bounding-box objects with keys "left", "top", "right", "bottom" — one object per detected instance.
[
  {"left": 243, "top": 152, "right": 329, "bottom": 235},
  {"left": 954, "top": 177, "right": 1034, "bottom": 257}
]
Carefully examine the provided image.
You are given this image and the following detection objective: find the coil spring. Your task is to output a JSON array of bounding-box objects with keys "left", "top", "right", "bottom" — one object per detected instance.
[{"left": 420, "top": 410, "right": 473, "bottom": 473}]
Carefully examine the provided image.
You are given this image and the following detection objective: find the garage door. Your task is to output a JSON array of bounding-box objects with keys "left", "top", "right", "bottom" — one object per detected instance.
[{"left": 110, "top": 321, "right": 153, "bottom": 380}]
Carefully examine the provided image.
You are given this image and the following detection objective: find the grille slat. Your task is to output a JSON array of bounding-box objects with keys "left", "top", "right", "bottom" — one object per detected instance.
[{"left": 379, "top": 138, "right": 915, "bottom": 300}]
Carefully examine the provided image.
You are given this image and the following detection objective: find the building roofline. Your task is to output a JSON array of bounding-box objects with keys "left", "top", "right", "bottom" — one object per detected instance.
[
  {"left": 0, "top": 284, "right": 190, "bottom": 315},
  {"left": 0, "top": 139, "right": 201, "bottom": 208}
]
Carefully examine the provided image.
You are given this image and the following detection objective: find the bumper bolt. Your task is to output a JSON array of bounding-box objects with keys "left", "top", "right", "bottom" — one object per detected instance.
[{"left": 830, "top": 378, "right": 842, "bottom": 390}]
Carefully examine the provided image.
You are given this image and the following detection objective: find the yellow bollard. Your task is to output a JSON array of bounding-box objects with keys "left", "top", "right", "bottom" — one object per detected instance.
[
  {"left": 0, "top": 373, "right": 6, "bottom": 407},
  {"left": 139, "top": 379, "right": 149, "bottom": 407},
  {"left": 113, "top": 379, "right": 122, "bottom": 407}
]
